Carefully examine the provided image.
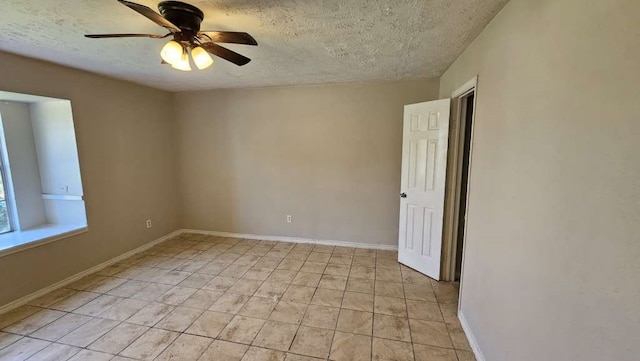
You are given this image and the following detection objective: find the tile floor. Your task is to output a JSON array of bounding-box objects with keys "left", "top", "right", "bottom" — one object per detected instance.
[{"left": 0, "top": 233, "right": 474, "bottom": 361}]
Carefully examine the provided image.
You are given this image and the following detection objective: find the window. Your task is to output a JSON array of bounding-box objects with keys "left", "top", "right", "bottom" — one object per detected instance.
[
  {"left": 0, "top": 159, "right": 11, "bottom": 234},
  {"left": 0, "top": 91, "right": 87, "bottom": 255}
]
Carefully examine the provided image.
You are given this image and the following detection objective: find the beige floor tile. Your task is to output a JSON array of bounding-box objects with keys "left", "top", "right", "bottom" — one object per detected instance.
[
  {"left": 324, "top": 264, "right": 350, "bottom": 277},
  {"left": 432, "top": 284, "right": 459, "bottom": 304},
  {"left": 307, "top": 252, "right": 331, "bottom": 262},
  {"left": 413, "top": 344, "right": 458, "bottom": 361},
  {"left": 26, "top": 342, "right": 81, "bottom": 360},
  {"left": 179, "top": 273, "right": 216, "bottom": 288},
  {"left": 58, "top": 317, "right": 119, "bottom": 347},
  {"left": 244, "top": 268, "right": 274, "bottom": 281},
  {"left": 285, "top": 354, "right": 324, "bottom": 361},
  {"left": 0, "top": 337, "right": 51, "bottom": 361},
  {"left": 266, "top": 270, "right": 298, "bottom": 284},
  {"left": 186, "top": 310, "right": 233, "bottom": 338},
  {"left": 29, "top": 313, "right": 92, "bottom": 341},
  {"left": 181, "top": 289, "right": 225, "bottom": 310},
  {"left": 406, "top": 300, "right": 444, "bottom": 322},
  {"left": 299, "top": 262, "right": 327, "bottom": 274},
  {"left": 155, "top": 307, "right": 203, "bottom": 332},
  {"left": 447, "top": 322, "right": 471, "bottom": 350},
  {"left": 27, "top": 288, "right": 76, "bottom": 308},
  {"left": 88, "top": 322, "right": 149, "bottom": 354},
  {"left": 342, "top": 292, "right": 374, "bottom": 312},
  {"left": 255, "top": 258, "right": 282, "bottom": 270},
  {"left": 301, "top": 305, "right": 339, "bottom": 329},
  {"left": 372, "top": 337, "right": 414, "bottom": 361},
  {"left": 239, "top": 296, "right": 278, "bottom": 319},
  {"left": 226, "top": 279, "right": 263, "bottom": 295},
  {"left": 107, "top": 280, "right": 149, "bottom": 298},
  {"left": 336, "top": 309, "right": 373, "bottom": 335},
  {"left": 198, "top": 261, "right": 230, "bottom": 275},
  {"left": 130, "top": 283, "right": 174, "bottom": 302},
  {"left": 203, "top": 276, "right": 238, "bottom": 292},
  {"left": 219, "top": 316, "right": 266, "bottom": 344},
  {"left": 438, "top": 303, "right": 459, "bottom": 325},
  {"left": 158, "top": 286, "right": 198, "bottom": 305},
  {"left": 156, "top": 333, "right": 212, "bottom": 361},
  {"left": 345, "top": 278, "right": 375, "bottom": 294},
  {"left": 329, "top": 331, "right": 371, "bottom": 361},
  {"left": 403, "top": 284, "right": 436, "bottom": 302},
  {"left": 289, "top": 326, "right": 334, "bottom": 359},
  {"left": 120, "top": 328, "right": 179, "bottom": 360},
  {"left": 126, "top": 302, "right": 175, "bottom": 326},
  {"left": 400, "top": 268, "right": 432, "bottom": 286},
  {"left": 198, "top": 340, "right": 248, "bottom": 361},
  {"left": 242, "top": 346, "right": 286, "bottom": 361},
  {"left": 73, "top": 295, "right": 122, "bottom": 317},
  {"left": 3, "top": 309, "right": 65, "bottom": 335},
  {"left": 374, "top": 296, "right": 407, "bottom": 317},
  {"left": 318, "top": 275, "right": 347, "bottom": 291},
  {"left": 210, "top": 293, "right": 251, "bottom": 314},
  {"left": 96, "top": 298, "right": 149, "bottom": 321},
  {"left": 328, "top": 255, "right": 352, "bottom": 266},
  {"left": 333, "top": 247, "right": 356, "bottom": 255},
  {"left": 349, "top": 266, "right": 375, "bottom": 280},
  {"left": 352, "top": 257, "right": 375, "bottom": 267},
  {"left": 252, "top": 321, "right": 299, "bottom": 351},
  {"left": 354, "top": 249, "right": 376, "bottom": 257},
  {"left": 373, "top": 314, "right": 411, "bottom": 342},
  {"left": 269, "top": 301, "right": 308, "bottom": 324},
  {"left": 456, "top": 350, "right": 477, "bottom": 361},
  {"left": 0, "top": 331, "right": 22, "bottom": 350},
  {"left": 282, "top": 286, "right": 315, "bottom": 304},
  {"left": 409, "top": 319, "right": 452, "bottom": 349},
  {"left": 67, "top": 349, "right": 113, "bottom": 361},
  {"left": 0, "top": 306, "right": 41, "bottom": 330},
  {"left": 291, "top": 272, "right": 322, "bottom": 287},
  {"left": 49, "top": 291, "right": 100, "bottom": 312},
  {"left": 254, "top": 282, "right": 289, "bottom": 299},
  {"left": 277, "top": 259, "right": 304, "bottom": 271},
  {"left": 375, "top": 267, "right": 403, "bottom": 282},
  {"left": 310, "top": 289, "right": 343, "bottom": 308},
  {"left": 375, "top": 281, "right": 404, "bottom": 298},
  {"left": 86, "top": 277, "right": 128, "bottom": 294}
]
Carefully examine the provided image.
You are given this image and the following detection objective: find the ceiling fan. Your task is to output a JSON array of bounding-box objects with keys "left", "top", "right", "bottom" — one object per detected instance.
[{"left": 85, "top": 0, "right": 257, "bottom": 71}]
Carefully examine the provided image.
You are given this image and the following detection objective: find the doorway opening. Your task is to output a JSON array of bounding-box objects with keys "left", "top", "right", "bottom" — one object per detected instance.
[{"left": 442, "top": 76, "right": 477, "bottom": 282}]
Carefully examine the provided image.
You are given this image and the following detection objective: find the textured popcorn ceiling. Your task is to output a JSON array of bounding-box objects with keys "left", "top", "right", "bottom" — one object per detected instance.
[{"left": 0, "top": 0, "right": 508, "bottom": 91}]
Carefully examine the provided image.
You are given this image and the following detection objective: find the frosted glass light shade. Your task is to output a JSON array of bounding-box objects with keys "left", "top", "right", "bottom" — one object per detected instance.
[
  {"left": 191, "top": 46, "right": 214, "bottom": 70},
  {"left": 171, "top": 51, "right": 192, "bottom": 71},
  {"left": 160, "top": 40, "right": 183, "bottom": 65}
]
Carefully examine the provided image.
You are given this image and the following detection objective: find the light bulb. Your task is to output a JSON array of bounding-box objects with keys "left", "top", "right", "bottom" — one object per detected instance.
[
  {"left": 191, "top": 46, "right": 214, "bottom": 70},
  {"left": 171, "top": 50, "right": 192, "bottom": 71},
  {"left": 160, "top": 40, "right": 183, "bottom": 65}
]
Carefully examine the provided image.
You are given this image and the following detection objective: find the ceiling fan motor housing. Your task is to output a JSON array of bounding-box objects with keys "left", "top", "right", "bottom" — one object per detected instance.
[{"left": 158, "top": 1, "right": 204, "bottom": 38}]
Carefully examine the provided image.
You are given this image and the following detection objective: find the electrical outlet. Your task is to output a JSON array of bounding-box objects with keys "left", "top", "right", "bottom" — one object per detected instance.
[
  {"left": 286, "top": 215, "right": 292, "bottom": 223},
  {"left": 146, "top": 219, "right": 152, "bottom": 228}
]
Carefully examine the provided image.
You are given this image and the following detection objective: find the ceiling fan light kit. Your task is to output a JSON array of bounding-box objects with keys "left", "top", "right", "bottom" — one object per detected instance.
[{"left": 86, "top": 0, "right": 257, "bottom": 72}]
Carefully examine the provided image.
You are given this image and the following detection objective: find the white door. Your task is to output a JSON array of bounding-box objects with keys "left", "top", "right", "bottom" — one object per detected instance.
[{"left": 398, "top": 99, "right": 451, "bottom": 280}]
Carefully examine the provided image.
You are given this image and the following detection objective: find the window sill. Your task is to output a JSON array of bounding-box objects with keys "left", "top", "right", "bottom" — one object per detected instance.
[{"left": 0, "top": 224, "right": 88, "bottom": 258}]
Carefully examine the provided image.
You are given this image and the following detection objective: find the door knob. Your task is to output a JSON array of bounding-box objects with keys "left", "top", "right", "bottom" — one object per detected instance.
[{"left": 400, "top": 193, "right": 407, "bottom": 198}]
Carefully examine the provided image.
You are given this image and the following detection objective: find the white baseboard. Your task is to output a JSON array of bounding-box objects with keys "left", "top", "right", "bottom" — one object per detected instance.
[
  {"left": 182, "top": 229, "right": 399, "bottom": 251},
  {"left": 0, "top": 229, "right": 183, "bottom": 315},
  {"left": 458, "top": 310, "right": 486, "bottom": 361}
]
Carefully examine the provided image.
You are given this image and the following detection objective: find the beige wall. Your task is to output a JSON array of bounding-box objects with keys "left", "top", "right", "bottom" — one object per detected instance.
[
  {"left": 175, "top": 79, "right": 440, "bottom": 245},
  {"left": 0, "top": 52, "right": 180, "bottom": 306},
  {"left": 439, "top": 0, "right": 640, "bottom": 360}
]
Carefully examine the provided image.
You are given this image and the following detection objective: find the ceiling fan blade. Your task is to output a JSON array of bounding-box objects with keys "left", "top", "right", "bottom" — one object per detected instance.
[
  {"left": 200, "top": 42, "right": 251, "bottom": 66},
  {"left": 117, "top": 0, "right": 180, "bottom": 32},
  {"left": 85, "top": 33, "right": 169, "bottom": 39},
  {"left": 198, "top": 31, "right": 258, "bottom": 45}
]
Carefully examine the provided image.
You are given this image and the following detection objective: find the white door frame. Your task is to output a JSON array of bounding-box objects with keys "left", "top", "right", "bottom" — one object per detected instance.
[{"left": 441, "top": 76, "right": 478, "bottom": 299}]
